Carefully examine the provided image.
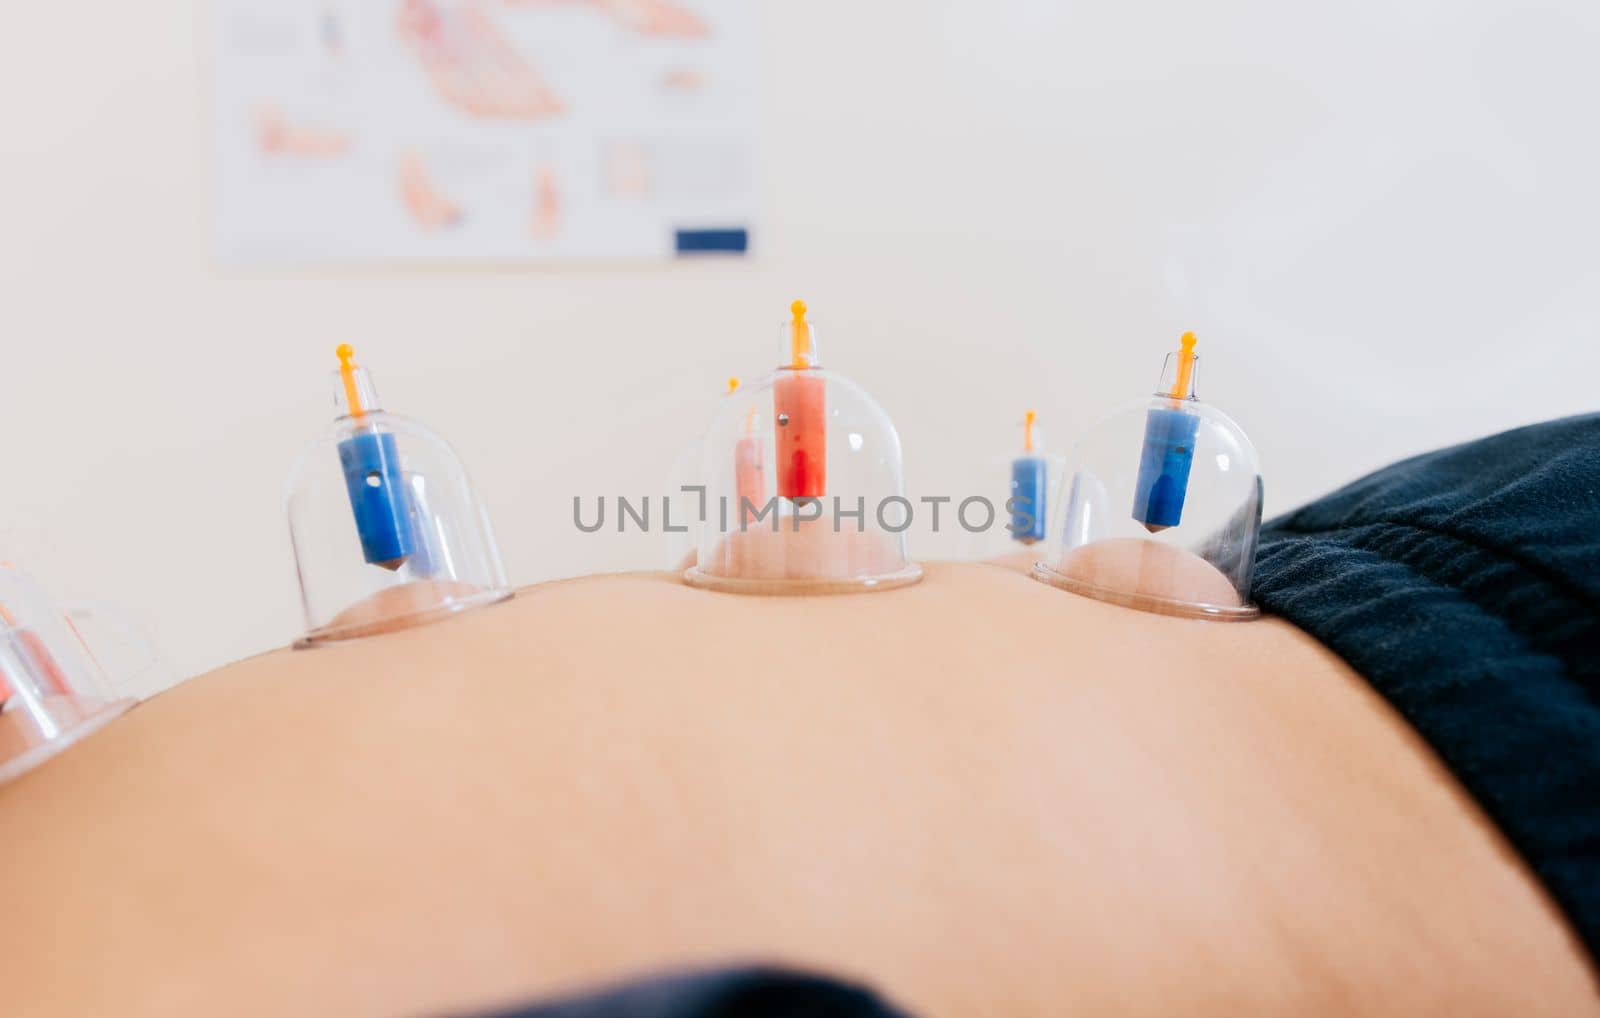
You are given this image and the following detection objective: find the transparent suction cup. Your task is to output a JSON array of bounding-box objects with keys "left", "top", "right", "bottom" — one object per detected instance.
[
  {"left": 684, "top": 304, "right": 922, "bottom": 594},
  {"left": 964, "top": 410, "right": 1064, "bottom": 562},
  {"left": 287, "top": 346, "right": 511, "bottom": 644},
  {"left": 61, "top": 600, "right": 172, "bottom": 698},
  {"left": 664, "top": 437, "right": 702, "bottom": 572},
  {"left": 1033, "top": 335, "right": 1263, "bottom": 620},
  {"left": 0, "top": 567, "right": 135, "bottom": 784},
  {"left": 664, "top": 377, "right": 746, "bottom": 572}
]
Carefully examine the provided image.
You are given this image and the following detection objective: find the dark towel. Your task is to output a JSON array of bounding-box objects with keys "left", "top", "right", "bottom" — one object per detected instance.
[
  {"left": 460, "top": 966, "right": 909, "bottom": 1018},
  {"left": 1253, "top": 413, "right": 1600, "bottom": 961}
]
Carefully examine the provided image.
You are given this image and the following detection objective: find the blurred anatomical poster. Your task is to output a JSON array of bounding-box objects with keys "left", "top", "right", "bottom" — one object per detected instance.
[{"left": 214, "top": 1, "right": 756, "bottom": 262}]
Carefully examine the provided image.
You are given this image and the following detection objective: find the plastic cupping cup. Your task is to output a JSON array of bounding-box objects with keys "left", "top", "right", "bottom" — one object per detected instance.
[
  {"left": 286, "top": 348, "right": 511, "bottom": 643},
  {"left": 0, "top": 566, "right": 136, "bottom": 784},
  {"left": 684, "top": 307, "right": 922, "bottom": 594},
  {"left": 1033, "top": 342, "right": 1263, "bottom": 619}
]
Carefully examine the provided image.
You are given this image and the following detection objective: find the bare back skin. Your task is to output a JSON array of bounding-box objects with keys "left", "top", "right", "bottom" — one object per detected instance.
[{"left": 1, "top": 563, "right": 1594, "bottom": 1016}]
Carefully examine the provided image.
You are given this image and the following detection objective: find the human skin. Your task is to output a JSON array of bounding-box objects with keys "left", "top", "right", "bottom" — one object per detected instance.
[
  {"left": 0, "top": 562, "right": 1595, "bottom": 1017},
  {"left": 690, "top": 518, "right": 913, "bottom": 588},
  {"left": 1051, "top": 536, "right": 1245, "bottom": 608}
]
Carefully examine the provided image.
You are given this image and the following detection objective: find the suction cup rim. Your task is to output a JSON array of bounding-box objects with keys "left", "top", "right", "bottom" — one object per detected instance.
[
  {"left": 1030, "top": 562, "right": 1259, "bottom": 621},
  {"left": 0, "top": 697, "right": 138, "bottom": 785},
  {"left": 682, "top": 563, "right": 924, "bottom": 596},
  {"left": 296, "top": 588, "right": 514, "bottom": 646}
]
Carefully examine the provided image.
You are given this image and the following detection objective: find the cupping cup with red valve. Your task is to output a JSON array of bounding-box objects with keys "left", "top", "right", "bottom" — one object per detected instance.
[
  {"left": 0, "top": 566, "right": 138, "bottom": 784},
  {"left": 684, "top": 301, "right": 922, "bottom": 594}
]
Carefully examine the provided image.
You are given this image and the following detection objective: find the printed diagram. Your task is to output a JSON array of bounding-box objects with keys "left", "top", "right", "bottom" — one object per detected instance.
[
  {"left": 505, "top": 0, "right": 711, "bottom": 41},
  {"left": 215, "top": 0, "right": 756, "bottom": 262},
  {"left": 397, "top": 149, "right": 463, "bottom": 230},
  {"left": 255, "top": 104, "right": 351, "bottom": 158},
  {"left": 395, "top": 1, "right": 565, "bottom": 121}
]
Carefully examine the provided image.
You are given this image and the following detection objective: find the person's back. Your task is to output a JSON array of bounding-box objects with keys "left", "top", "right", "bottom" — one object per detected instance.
[{"left": 2, "top": 559, "right": 1593, "bottom": 1016}]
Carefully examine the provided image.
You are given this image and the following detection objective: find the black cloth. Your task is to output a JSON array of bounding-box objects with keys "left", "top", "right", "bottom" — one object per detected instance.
[
  {"left": 1253, "top": 413, "right": 1600, "bottom": 961},
  {"left": 460, "top": 967, "right": 908, "bottom": 1018}
]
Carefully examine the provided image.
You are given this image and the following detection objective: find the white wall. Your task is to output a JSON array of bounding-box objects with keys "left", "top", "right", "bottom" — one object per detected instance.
[{"left": 2, "top": 0, "right": 1596, "bottom": 690}]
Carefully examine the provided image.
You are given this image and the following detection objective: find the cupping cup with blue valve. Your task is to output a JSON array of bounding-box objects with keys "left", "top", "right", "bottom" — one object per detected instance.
[
  {"left": 285, "top": 345, "right": 511, "bottom": 643},
  {"left": 1009, "top": 410, "right": 1049, "bottom": 545},
  {"left": 1033, "top": 332, "right": 1263, "bottom": 620}
]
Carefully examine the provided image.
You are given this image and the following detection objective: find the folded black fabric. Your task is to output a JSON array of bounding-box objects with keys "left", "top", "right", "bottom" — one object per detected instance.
[
  {"left": 462, "top": 966, "right": 910, "bottom": 1018},
  {"left": 1253, "top": 413, "right": 1600, "bottom": 961}
]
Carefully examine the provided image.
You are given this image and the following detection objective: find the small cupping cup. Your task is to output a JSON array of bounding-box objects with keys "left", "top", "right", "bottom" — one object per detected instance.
[
  {"left": 1033, "top": 338, "right": 1263, "bottom": 619},
  {"left": 286, "top": 347, "right": 511, "bottom": 643},
  {"left": 685, "top": 305, "right": 922, "bottom": 594},
  {"left": 0, "top": 567, "right": 136, "bottom": 784}
]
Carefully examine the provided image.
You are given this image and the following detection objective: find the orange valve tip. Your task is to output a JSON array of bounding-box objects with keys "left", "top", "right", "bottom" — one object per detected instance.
[
  {"left": 788, "top": 300, "right": 814, "bottom": 370},
  {"left": 1168, "top": 332, "right": 1198, "bottom": 400},
  {"left": 727, "top": 376, "right": 740, "bottom": 394},
  {"left": 337, "top": 344, "right": 365, "bottom": 416}
]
